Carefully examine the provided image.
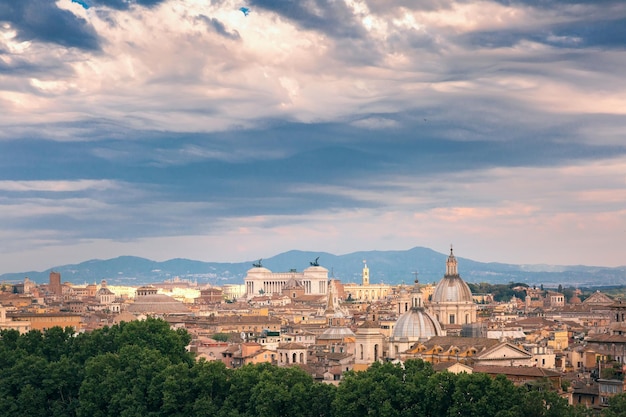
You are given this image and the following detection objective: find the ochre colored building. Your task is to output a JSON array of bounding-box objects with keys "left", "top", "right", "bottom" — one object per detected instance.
[{"left": 9, "top": 312, "right": 82, "bottom": 331}]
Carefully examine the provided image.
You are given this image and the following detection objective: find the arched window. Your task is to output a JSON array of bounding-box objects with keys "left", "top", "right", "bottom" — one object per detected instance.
[{"left": 293, "top": 353, "right": 297, "bottom": 363}]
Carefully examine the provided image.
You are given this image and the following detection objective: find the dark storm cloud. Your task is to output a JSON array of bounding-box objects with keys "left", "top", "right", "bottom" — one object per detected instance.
[
  {"left": 247, "top": 0, "right": 366, "bottom": 38},
  {"left": 196, "top": 15, "right": 241, "bottom": 40},
  {"left": 0, "top": 0, "right": 100, "bottom": 50}
]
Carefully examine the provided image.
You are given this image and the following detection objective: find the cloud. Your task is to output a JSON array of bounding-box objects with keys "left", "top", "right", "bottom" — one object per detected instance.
[
  {"left": 196, "top": 14, "right": 241, "bottom": 40},
  {"left": 1, "top": 0, "right": 626, "bottom": 272},
  {"left": 0, "top": 0, "right": 100, "bottom": 50},
  {"left": 248, "top": 0, "right": 367, "bottom": 39},
  {"left": 0, "top": 179, "right": 117, "bottom": 192},
  {"left": 87, "top": 0, "right": 168, "bottom": 11}
]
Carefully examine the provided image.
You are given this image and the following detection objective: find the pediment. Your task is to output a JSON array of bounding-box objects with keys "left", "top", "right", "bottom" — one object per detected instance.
[
  {"left": 583, "top": 291, "right": 614, "bottom": 305},
  {"left": 474, "top": 342, "right": 532, "bottom": 360}
]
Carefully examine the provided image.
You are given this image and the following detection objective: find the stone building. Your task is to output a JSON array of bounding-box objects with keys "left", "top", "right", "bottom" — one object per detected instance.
[
  {"left": 430, "top": 248, "right": 477, "bottom": 328},
  {"left": 354, "top": 320, "right": 385, "bottom": 367},
  {"left": 342, "top": 261, "right": 392, "bottom": 302},
  {"left": 244, "top": 260, "right": 328, "bottom": 299}
]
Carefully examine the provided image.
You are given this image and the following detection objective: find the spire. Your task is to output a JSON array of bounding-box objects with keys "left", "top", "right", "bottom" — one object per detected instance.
[
  {"left": 446, "top": 245, "right": 458, "bottom": 276},
  {"left": 325, "top": 279, "right": 344, "bottom": 318}
]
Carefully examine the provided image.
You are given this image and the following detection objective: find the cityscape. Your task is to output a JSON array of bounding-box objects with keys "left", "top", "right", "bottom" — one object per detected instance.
[
  {"left": 2, "top": 0, "right": 625, "bottom": 415},
  {"left": 2, "top": 246, "right": 626, "bottom": 414}
]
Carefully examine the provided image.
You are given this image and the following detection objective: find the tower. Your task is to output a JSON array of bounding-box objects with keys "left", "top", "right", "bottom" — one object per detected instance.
[
  {"left": 49, "top": 271, "right": 62, "bottom": 297},
  {"left": 362, "top": 260, "right": 370, "bottom": 286}
]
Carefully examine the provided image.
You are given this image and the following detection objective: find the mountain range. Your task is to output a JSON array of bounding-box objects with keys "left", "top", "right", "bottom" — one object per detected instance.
[{"left": 1, "top": 247, "right": 625, "bottom": 287}]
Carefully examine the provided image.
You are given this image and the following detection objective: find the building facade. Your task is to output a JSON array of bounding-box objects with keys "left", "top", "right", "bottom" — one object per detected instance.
[
  {"left": 244, "top": 262, "right": 328, "bottom": 299},
  {"left": 430, "top": 248, "right": 477, "bottom": 327},
  {"left": 342, "top": 261, "right": 392, "bottom": 302}
]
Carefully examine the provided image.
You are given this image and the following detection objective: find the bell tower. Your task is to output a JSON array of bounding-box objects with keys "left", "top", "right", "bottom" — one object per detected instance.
[{"left": 362, "top": 260, "right": 370, "bottom": 286}]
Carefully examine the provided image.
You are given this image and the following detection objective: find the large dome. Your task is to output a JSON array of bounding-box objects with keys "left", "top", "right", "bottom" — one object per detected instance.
[
  {"left": 318, "top": 326, "right": 356, "bottom": 341},
  {"left": 391, "top": 308, "right": 442, "bottom": 342},
  {"left": 432, "top": 276, "right": 473, "bottom": 303},
  {"left": 128, "top": 294, "right": 190, "bottom": 314}
]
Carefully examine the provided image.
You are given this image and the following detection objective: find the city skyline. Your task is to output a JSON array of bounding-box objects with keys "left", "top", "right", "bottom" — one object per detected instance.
[{"left": 1, "top": 0, "right": 625, "bottom": 274}]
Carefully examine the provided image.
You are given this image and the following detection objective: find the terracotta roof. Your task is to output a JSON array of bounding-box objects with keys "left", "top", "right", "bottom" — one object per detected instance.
[
  {"left": 420, "top": 336, "right": 500, "bottom": 352},
  {"left": 571, "top": 381, "right": 599, "bottom": 395},
  {"left": 432, "top": 362, "right": 473, "bottom": 372},
  {"left": 587, "top": 334, "right": 626, "bottom": 343},
  {"left": 472, "top": 365, "right": 562, "bottom": 377},
  {"left": 278, "top": 342, "right": 307, "bottom": 350}
]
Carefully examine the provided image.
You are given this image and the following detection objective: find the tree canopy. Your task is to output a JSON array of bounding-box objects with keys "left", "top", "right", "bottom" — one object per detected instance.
[{"left": 0, "top": 319, "right": 619, "bottom": 416}]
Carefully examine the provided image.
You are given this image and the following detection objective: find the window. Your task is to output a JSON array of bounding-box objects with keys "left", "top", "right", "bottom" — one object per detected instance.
[{"left": 449, "top": 314, "right": 455, "bottom": 324}]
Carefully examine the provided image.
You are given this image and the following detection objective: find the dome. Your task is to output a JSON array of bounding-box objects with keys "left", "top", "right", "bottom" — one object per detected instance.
[
  {"left": 432, "top": 247, "right": 473, "bottom": 303},
  {"left": 391, "top": 308, "right": 442, "bottom": 342},
  {"left": 96, "top": 287, "right": 114, "bottom": 296},
  {"left": 432, "top": 276, "right": 473, "bottom": 303},
  {"left": 128, "top": 294, "right": 190, "bottom": 314},
  {"left": 318, "top": 326, "right": 356, "bottom": 341}
]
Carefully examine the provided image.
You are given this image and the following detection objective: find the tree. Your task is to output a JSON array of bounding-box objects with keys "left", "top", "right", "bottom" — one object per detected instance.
[
  {"left": 77, "top": 345, "right": 173, "bottom": 417},
  {"left": 69, "top": 318, "right": 193, "bottom": 365},
  {"left": 602, "top": 393, "right": 626, "bottom": 417},
  {"left": 212, "top": 333, "right": 229, "bottom": 342},
  {"left": 333, "top": 362, "right": 412, "bottom": 417},
  {"left": 190, "top": 360, "right": 231, "bottom": 416},
  {"left": 516, "top": 390, "right": 570, "bottom": 417}
]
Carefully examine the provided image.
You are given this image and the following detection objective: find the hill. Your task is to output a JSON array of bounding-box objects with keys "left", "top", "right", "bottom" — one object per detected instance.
[{"left": 1, "top": 247, "right": 625, "bottom": 287}]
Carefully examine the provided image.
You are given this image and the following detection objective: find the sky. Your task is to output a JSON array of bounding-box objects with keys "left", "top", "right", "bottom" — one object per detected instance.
[{"left": 0, "top": 0, "right": 625, "bottom": 274}]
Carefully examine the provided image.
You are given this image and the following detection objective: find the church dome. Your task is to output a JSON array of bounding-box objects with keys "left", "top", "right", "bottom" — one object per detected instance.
[
  {"left": 432, "top": 247, "right": 473, "bottom": 303},
  {"left": 432, "top": 276, "right": 473, "bottom": 303},
  {"left": 391, "top": 308, "right": 442, "bottom": 342}
]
